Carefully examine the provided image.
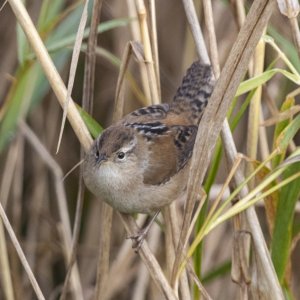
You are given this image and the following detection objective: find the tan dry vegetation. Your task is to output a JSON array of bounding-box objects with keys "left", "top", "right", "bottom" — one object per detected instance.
[{"left": 0, "top": 0, "right": 300, "bottom": 300}]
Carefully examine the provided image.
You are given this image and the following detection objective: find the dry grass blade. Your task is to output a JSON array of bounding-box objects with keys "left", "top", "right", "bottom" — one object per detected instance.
[
  {"left": 59, "top": 180, "right": 84, "bottom": 300},
  {"left": 57, "top": 0, "right": 89, "bottom": 153},
  {"left": 246, "top": 35, "right": 266, "bottom": 180},
  {"left": 8, "top": 0, "right": 93, "bottom": 152},
  {"left": 83, "top": 0, "right": 103, "bottom": 113},
  {"left": 127, "top": 0, "right": 151, "bottom": 103},
  {"left": 203, "top": 0, "right": 220, "bottom": 76},
  {"left": 187, "top": 263, "right": 212, "bottom": 300},
  {"left": 135, "top": 0, "right": 160, "bottom": 104},
  {"left": 20, "top": 123, "right": 84, "bottom": 299},
  {"left": 0, "top": 140, "right": 20, "bottom": 300},
  {"left": 0, "top": 201, "right": 45, "bottom": 300},
  {"left": 221, "top": 123, "right": 284, "bottom": 299},
  {"left": 0, "top": 221, "right": 15, "bottom": 300},
  {"left": 147, "top": 0, "right": 161, "bottom": 98},
  {"left": 261, "top": 105, "right": 300, "bottom": 126},
  {"left": 94, "top": 203, "right": 113, "bottom": 299},
  {"left": 113, "top": 41, "right": 143, "bottom": 122},
  {"left": 182, "top": 0, "right": 210, "bottom": 64},
  {"left": 172, "top": 0, "right": 276, "bottom": 287},
  {"left": 132, "top": 224, "right": 161, "bottom": 300}
]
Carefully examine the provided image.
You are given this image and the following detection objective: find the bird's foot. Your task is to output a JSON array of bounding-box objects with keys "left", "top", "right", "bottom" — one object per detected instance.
[{"left": 127, "top": 229, "right": 148, "bottom": 252}]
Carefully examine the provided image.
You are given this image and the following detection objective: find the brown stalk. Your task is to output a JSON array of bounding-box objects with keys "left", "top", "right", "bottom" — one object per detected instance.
[
  {"left": 21, "top": 123, "right": 84, "bottom": 299},
  {"left": 0, "top": 140, "right": 18, "bottom": 300},
  {"left": 135, "top": 0, "right": 160, "bottom": 104},
  {"left": 147, "top": 0, "right": 161, "bottom": 98},
  {"left": 0, "top": 202, "right": 45, "bottom": 300},
  {"left": 289, "top": 17, "right": 300, "bottom": 58},
  {"left": 182, "top": 0, "right": 211, "bottom": 64},
  {"left": 119, "top": 213, "right": 178, "bottom": 300},
  {"left": 132, "top": 224, "right": 161, "bottom": 300},
  {"left": 127, "top": 0, "right": 152, "bottom": 103},
  {"left": 83, "top": 0, "right": 103, "bottom": 113},
  {"left": 172, "top": 0, "right": 277, "bottom": 289},
  {"left": 168, "top": 204, "right": 193, "bottom": 299},
  {"left": 60, "top": 0, "right": 103, "bottom": 296}
]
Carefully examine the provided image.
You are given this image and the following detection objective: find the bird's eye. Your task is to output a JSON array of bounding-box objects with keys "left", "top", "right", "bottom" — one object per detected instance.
[{"left": 117, "top": 151, "right": 125, "bottom": 160}]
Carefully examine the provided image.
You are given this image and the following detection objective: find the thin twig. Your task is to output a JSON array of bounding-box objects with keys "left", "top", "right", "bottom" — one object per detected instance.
[
  {"left": 119, "top": 213, "right": 178, "bottom": 300},
  {"left": 132, "top": 224, "right": 161, "bottom": 300},
  {"left": 57, "top": 0, "right": 90, "bottom": 153}
]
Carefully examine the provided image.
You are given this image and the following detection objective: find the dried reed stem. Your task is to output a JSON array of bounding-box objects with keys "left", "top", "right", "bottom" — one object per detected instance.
[
  {"left": 173, "top": 0, "right": 277, "bottom": 289},
  {"left": 95, "top": 203, "right": 113, "bottom": 299},
  {"left": 57, "top": 0, "right": 89, "bottom": 153},
  {"left": 147, "top": 0, "right": 161, "bottom": 98},
  {"left": 204, "top": 0, "right": 283, "bottom": 294},
  {"left": 221, "top": 122, "right": 284, "bottom": 299},
  {"left": 182, "top": 0, "right": 210, "bottom": 64},
  {"left": 289, "top": 17, "right": 300, "bottom": 58},
  {"left": 127, "top": 0, "right": 152, "bottom": 103},
  {"left": 135, "top": 0, "right": 160, "bottom": 104},
  {"left": 0, "top": 200, "right": 45, "bottom": 300},
  {"left": 119, "top": 213, "right": 178, "bottom": 300},
  {"left": 0, "top": 221, "right": 15, "bottom": 300},
  {"left": 8, "top": 0, "right": 93, "bottom": 152},
  {"left": 246, "top": 35, "right": 266, "bottom": 180}
]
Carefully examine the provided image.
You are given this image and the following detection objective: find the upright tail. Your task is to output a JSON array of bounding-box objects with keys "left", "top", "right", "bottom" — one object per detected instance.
[{"left": 171, "top": 61, "right": 215, "bottom": 125}]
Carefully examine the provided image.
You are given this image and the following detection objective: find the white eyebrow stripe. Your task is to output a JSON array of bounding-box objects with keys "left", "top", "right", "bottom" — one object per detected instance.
[{"left": 120, "top": 136, "right": 137, "bottom": 153}]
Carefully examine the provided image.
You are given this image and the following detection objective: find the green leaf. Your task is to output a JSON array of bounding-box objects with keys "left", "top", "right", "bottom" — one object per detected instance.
[
  {"left": 271, "top": 155, "right": 300, "bottom": 283},
  {"left": 0, "top": 64, "right": 36, "bottom": 151},
  {"left": 276, "top": 114, "right": 300, "bottom": 152},
  {"left": 0, "top": 3, "right": 90, "bottom": 152},
  {"left": 268, "top": 26, "right": 300, "bottom": 72},
  {"left": 76, "top": 104, "right": 103, "bottom": 138},
  {"left": 16, "top": 22, "right": 29, "bottom": 65},
  {"left": 37, "top": 0, "right": 64, "bottom": 32},
  {"left": 236, "top": 68, "right": 300, "bottom": 97},
  {"left": 272, "top": 97, "right": 295, "bottom": 168},
  {"left": 44, "top": 18, "right": 131, "bottom": 55},
  {"left": 202, "top": 260, "right": 231, "bottom": 284}
]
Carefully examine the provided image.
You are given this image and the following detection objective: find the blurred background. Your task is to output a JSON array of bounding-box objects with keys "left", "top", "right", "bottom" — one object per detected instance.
[{"left": 0, "top": 0, "right": 299, "bottom": 299}]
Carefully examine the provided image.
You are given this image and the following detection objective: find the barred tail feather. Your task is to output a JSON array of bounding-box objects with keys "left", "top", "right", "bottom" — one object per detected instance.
[{"left": 172, "top": 61, "right": 214, "bottom": 125}]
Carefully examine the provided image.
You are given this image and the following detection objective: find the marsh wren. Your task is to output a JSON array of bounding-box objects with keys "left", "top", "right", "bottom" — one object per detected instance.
[{"left": 83, "top": 61, "right": 214, "bottom": 215}]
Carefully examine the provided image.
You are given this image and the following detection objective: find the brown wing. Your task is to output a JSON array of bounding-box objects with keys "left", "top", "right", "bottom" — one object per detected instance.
[
  {"left": 142, "top": 124, "right": 197, "bottom": 185},
  {"left": 121, "top": 104, "right": 170, "bottom": 124},
  {"left": 123, "top": 103, "right": 197, "bottom": 185}
]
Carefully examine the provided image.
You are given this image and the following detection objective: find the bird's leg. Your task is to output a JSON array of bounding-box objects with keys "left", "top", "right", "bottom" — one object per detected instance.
[{"left": 127, "top": 210, "right": 160, "bottom": 252}]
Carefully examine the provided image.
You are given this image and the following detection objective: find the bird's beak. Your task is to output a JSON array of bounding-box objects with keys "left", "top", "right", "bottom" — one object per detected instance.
[{"left": 96, "top": 153, "right": 107, "bottom": 164}]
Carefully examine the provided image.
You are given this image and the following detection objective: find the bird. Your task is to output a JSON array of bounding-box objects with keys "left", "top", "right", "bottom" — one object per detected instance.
[{"left": 83, "top": 61, "right": 214, "bottom": 246}]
